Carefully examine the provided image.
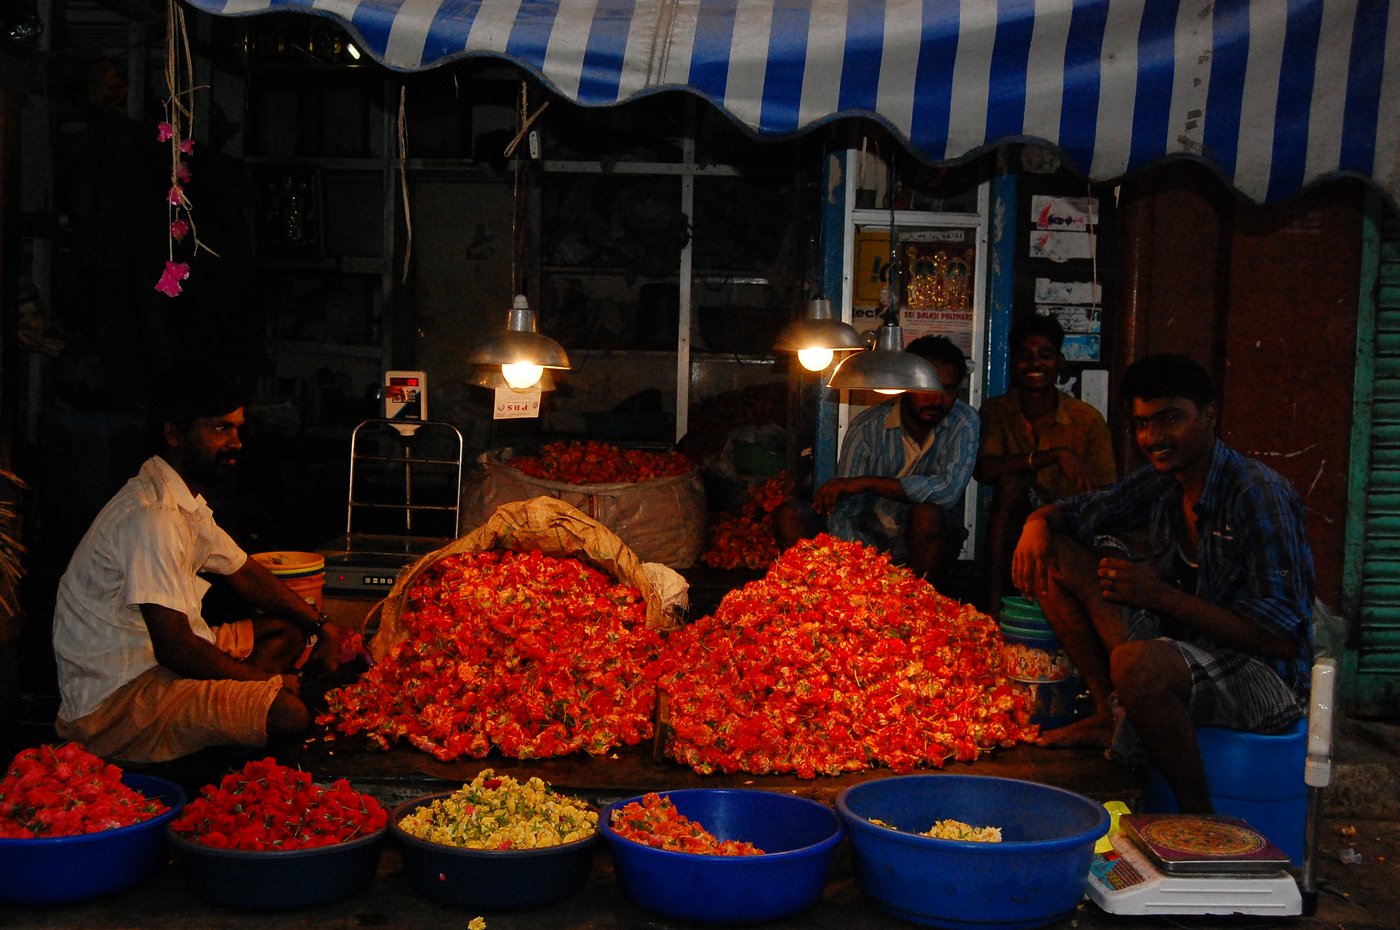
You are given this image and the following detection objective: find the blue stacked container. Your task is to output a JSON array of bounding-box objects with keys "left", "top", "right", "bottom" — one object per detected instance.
[{"left": 999, "top": 597, "right": 1080, "bottom": 731}]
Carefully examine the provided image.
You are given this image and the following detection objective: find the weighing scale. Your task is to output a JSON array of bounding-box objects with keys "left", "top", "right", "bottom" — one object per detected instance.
[
  {"left": 1086, "top": 814, "right": 1302, "bottom": 916},
  {"left": 317, "top": 371, "right": 463, "bottom": 596},
  {"left": 1086, "top": 659, "right": 1338, "bottom": 918}
]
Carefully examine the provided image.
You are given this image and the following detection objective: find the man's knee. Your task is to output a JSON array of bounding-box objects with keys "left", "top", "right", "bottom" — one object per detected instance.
[
  {"left": 1111, "top": 640, "right": 1188, "bottom": 703},
  {"left": 907, "top": 502, "right": 951, "bottom": 538},
  {"left": 774, "top": 500, "right": 820, "bottom": 548},
  {"left": 987, "top": 473, "right": 1032, "bottom": 520},
  {"left": 266, "top": 689, "right": 311, "bottom": 742}
]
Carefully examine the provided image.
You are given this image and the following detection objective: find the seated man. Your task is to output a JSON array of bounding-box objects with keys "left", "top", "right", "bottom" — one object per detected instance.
[
  {"left": 773, "top": 335, "right": 979, "bottom": 588},
  {"left": 976, "top": 314, "right": 1116, "bottom": 610},
  {"left": 52, "top": 367, "right": 356, "bottom": 764},
  {"left": 1011, "top": 354, "right": 1313, "bottom": 813}
]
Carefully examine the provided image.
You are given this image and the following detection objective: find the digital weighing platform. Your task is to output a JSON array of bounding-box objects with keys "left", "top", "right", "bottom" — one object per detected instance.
[{"left": 1086, "top": 813, "right": 1302, "bottom": 917}]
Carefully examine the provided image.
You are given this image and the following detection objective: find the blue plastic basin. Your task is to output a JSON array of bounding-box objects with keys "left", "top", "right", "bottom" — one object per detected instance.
[
  {"left": 837, "top": 775, "right": 1109, "bottom": 930},
  {"left": 169, "top": 822, "right": 386, "bottom": 911},
  {"left": 0, "top": 773, "right": 185, "bottom": 906},
  {"left": 390, "top": 792, "right": 599, "bottom": 910},
  {"left": 600, "top": 788, "right": 844, "bottom": 924}
]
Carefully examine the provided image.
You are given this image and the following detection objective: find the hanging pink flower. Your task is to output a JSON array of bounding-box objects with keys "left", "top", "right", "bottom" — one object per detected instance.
[
  {"left": 167, "top": 185, "right": 184, "bottom": 205},
  {"left": 157, "top": 122, "right": 174, "bottom": 142},
  {"left": 155, "top": 261, "right": 190, "bottom": 298},
  {"left": 176, "top": 160, "right": 192, "bottom": 183},
  {"left": 179, "top": 138, "right": 195, "bottom": 155},
  {"left": 170, "top": 219, "right": 190, "bottom": 241}
]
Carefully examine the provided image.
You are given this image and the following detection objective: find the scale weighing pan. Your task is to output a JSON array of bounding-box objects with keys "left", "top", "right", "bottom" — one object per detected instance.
[{"left": 1120, "top": 813, "right": 1292, "bottom": 874}]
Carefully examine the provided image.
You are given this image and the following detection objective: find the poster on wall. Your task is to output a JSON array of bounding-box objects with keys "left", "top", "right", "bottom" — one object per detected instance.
[
  {"left": 852, "top": 230, "right": 891, "bottom": 331},
  {"left": 1034, "top": 276, "right": 1101, "bottom": 361},
  {"left": 1031, "top": 195, "right": 1098, "bottom": 231},
  {"left": 898, "top": 231, "right": 977, "bottom": 357}
]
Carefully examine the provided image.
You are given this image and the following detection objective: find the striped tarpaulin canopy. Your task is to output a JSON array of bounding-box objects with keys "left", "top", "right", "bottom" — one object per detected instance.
[{"left": 187, "top": 0, "right": 1398, "bottom": 205}]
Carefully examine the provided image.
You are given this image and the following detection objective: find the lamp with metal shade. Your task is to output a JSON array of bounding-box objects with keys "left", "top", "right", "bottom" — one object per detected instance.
[
  {"left": 467, "top": 364, "right": 557, "bottom": 391},
  {"left": 825, "top": 315, "right": 943, "bottom": 395},
  {"left": 467, "top": 294, "right": 571, "bottom": 390},
  {"left": 774, "top": 298, "right": 866, "bottom": 371}
]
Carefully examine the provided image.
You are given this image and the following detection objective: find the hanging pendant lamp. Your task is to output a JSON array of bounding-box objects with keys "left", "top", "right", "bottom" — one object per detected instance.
[
  {"left": 826, "top": 315, "right": 942, "bottom": 394},
  {"left": 774, "top": 297, "right": 866, "bottom": 371},
  {"left": 467, "top": 294, "right": 571, "bottom": 390},
  {"left": 468, "top": 363, "right": 557, "bottom": 391},
  {"left": 824, "top": 152, "right": 941, "bottom": 394}
]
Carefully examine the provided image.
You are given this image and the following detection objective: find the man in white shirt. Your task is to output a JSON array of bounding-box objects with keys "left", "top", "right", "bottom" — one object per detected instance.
[{"left": 52, "top": 367, "right": 351, "bottom": 763}]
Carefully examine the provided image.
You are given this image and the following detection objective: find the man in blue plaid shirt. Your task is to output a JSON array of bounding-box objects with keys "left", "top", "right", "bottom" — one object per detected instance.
[
  {"left": 1011, "top": 354, "right": 1313, "bottom": 814},
  {"left": 774, "top": 335, "right": 979, "bottom": 590}
]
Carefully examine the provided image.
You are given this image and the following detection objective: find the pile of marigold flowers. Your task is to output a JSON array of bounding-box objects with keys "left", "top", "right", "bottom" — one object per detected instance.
[
  {"left": 609, "top": 792, "right": 764, "bottom": 855},
  {"left": 701, "top": 474, "right": 790, "bottom": 570},
  {"left": 0, "top": 743, "right": 167, "bottom": 838},
  {"left": 170, "top": 757, "right": 386, "bottom": 851},
  {"left": 658, "top": 534, "right": 1037, "bottom": 778},
  {"left": 509, "top": 441, "right": 692, "bottom": 484},
  {"left": 319, "top": 549, "right": 665, "bottom": 761}
]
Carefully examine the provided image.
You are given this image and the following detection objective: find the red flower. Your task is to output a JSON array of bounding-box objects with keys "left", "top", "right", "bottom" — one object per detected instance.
[
  {"left": 171, "top": 757, "right": 387, "bottom": 851},
  {"left": 179, "top": 137, "right": 195, "bottom": 154},
  {"left": 154, "top": 261, "right": 189, "bottom": 297},
  {"left": 157, "top": 121, "right": 174, "bottom": 142},
  {"left": 320, "top": 549, "right": 665, "bottom": 762},
  {"left": 509, "top": 441, "right": 692, "bottom": 485},
  {"left": 658, "top": 535, "right": 1038, "bottom": 778},
  {"left": 176, "top": 160, "right": 192, "bottom": 183},
  {"left": 170, "top": 219, "right": 190, "bottom": 241},
  {"left": 0, "top": 743, "right": 167, "bottom": 838}
]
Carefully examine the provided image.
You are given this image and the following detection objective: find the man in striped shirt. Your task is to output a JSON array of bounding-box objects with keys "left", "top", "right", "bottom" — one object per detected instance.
[
  {"left": 774, "top": 335, "right": 979, "bottom": 590},
  {"left": 1011, "top": 354, "right": 1313, "bottom": 813}
]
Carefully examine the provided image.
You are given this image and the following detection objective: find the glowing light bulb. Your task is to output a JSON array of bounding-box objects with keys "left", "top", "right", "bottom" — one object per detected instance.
[
  {"left": 346, "top": 43, "right": 361, "bottom": 60},
  {"left": 501, "top": 363, "right": 543, "bottom": 390},
  {"left": 874, "top": 388, "right": 904, "bottom": 396},
  {"left": 797, "top": 347, "right": 835, "bottom": 371}
]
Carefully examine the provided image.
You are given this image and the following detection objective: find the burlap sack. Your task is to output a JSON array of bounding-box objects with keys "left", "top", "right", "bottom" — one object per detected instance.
[
  {"left": 463, "top": 451, "right": 707, "bottom": 568},
  {"left": 370, "top": 497, "right": 688, "bottom": 662}
]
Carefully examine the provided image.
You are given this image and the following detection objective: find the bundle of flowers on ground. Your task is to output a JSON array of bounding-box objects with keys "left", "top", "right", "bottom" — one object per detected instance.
[
  {"left": 701, "top": 474, "right": 790, "bottom": 570},
  {"left": 170, "top": 757, "right": 386, "bottom": 851},
  {"left": 508, "top": 441, "right": 692, "bottom": 484},
  {"left": 320, "top": 549, "right": 665, "bottom": 761},
  {"left": 659, "top": 535, "right": 1037, "bottom": 778},
  {"left": 0, "top": 743, "right": 167, "bottom": 838}
]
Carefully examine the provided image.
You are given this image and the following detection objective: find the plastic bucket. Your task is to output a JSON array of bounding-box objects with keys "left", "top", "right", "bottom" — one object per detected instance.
[
  {"left": 999, "top": 597, "right": 1079, "bottom": 731},
  {"left": 252, "top": 551, "right": 325, "bottom": 610},
  {"left": 1142, "top": 719, "right": 1308, "bottom": 864}
]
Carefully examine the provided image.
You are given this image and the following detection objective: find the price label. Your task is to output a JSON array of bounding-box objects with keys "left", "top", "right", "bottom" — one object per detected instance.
[{"left": 493, "top": 386, "right": 542, "bottom": 419}]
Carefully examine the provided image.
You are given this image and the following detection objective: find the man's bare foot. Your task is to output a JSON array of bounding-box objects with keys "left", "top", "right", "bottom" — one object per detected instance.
[{"left": 1034, "top": 713, "right": 1115, "bottom": 749}]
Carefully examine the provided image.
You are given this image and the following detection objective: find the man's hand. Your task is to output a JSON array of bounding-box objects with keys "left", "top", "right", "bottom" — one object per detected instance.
[
  {"left": 1055, "top": 448, "right": 1099, "bottom": 494},
  {"left": 813, "top": 477, "right": 858, "bottom": 515},
  {"left": 1097, "top": 557, "right": 1170, "bottom": 609},
  {"left": 1011, "top": 513, "right": 1056, "bottom": 597}
]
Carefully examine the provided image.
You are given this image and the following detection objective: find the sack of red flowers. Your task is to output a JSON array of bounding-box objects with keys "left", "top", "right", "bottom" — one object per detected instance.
[
  {"left": 0, "top": 742, "right": 184, "bottom": 906},
  {"left": 168, "top": 757, "right": 387, "bottom": 911}
]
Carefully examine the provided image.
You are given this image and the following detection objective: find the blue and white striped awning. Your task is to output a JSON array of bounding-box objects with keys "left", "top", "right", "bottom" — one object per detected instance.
[{"left": 187, "top": 0, "right": 1398, "bottom": 205}]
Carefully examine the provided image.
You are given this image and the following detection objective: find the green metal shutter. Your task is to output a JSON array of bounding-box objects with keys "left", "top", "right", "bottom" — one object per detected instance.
[{"left": 1347, "top": 196, "right": 1400, "bottom": 716}]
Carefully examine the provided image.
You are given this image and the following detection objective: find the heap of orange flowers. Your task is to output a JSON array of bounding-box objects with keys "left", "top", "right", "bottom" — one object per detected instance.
[
  {"left": 510, "top": 441, "right": 692, "bottom": 485},
  {"left": 701, "top": 475, "right": 790, "bottom": 570}
]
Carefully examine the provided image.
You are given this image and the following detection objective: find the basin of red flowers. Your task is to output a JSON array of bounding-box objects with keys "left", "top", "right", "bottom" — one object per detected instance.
[
  {"left": 0, "top": 742, "right": 184, "bottom": 906},
  {"left": 168, "top": 757, "right": 388, "bottom": 911}
]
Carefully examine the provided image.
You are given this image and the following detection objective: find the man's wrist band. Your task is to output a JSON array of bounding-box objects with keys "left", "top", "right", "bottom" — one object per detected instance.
[{"left": 310, "top": 611, "right": 328, "bottom": 634}]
